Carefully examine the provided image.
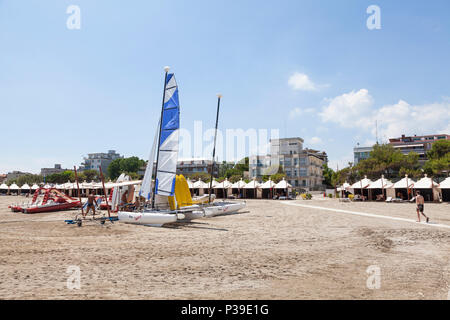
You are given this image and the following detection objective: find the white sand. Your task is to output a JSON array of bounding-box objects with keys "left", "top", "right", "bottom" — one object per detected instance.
[{"left": 0, "top": 195, "right": 449, "bottom": 299}]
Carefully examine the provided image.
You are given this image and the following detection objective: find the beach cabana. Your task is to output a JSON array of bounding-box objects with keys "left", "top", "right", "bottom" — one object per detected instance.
[
  {"left": 260, "top": 178, "right": 276, "bottom": 199},
  {"left": 367, "top": 175, "right": 393, "bottom": 201},
  {"left": 337, "top": 182, "right": 351, "bottom": 198},
  {"left": 0, "top": 183, "right": 9, "bottom": 195},
  {"left": 193, "top": 179, "right": 208, "bottom": 196},
  {"left": 439, "top": 177, "right": 450, "bottom": 202},
  {"left": 20, "top": 183, "right": 31, "bottom": 195},
  {"left": 43, "top": 183, "right": 52, "bottom": 189},
  {"left": 9, "top": 183, "right": 20, "bottom": 195},
  {"left": 31, "top": 184, "right": 39, "bottom": 193},
  {"left": 244, "top": 178, "right": 261, "bottom": 199},
  {"left": 231, "top": 179, "right": 246, "bottom": 199},
  {"left": 413, "top": 175, "right": 440, "bottom": 202},
  {"left": 274, "top": 178, "right": 292, "bottom": 198},
  {"left": 350, "top": 176, "right": 373, "bottom": 199},
  {"left": 391, "top": 175, "right": 415, "bottom": 200},
  {"left": 214, "top": 178, "right": 232, "bottom": 199}
]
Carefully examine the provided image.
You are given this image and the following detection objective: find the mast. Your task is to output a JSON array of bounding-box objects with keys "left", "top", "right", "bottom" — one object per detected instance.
[
  {"left": 152, "top": 66, "right": 170, "bottom": 209},
  {"left": 209, "top": 94, "right": 222, "bottom": 203}
]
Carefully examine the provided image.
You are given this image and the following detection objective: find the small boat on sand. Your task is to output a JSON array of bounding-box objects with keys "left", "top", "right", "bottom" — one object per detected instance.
[{"left": 9, "top": 187, "right": 81, "bottom": 214}]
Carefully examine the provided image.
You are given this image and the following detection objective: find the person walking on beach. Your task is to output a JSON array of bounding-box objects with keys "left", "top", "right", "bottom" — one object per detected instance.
[
  {"left": 84, "top": 192, "right": 96, "bottom": 217},
  {"left": 415, "top": 191, "right": 429, "bottom": 223}
]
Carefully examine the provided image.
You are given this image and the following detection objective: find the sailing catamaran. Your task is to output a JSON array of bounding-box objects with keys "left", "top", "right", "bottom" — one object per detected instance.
[{"left": 117, "top": 67, "right": 245, "bottom": 226}]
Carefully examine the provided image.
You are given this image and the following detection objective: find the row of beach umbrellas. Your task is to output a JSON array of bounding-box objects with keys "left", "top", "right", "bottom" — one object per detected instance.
[
  {"left": 338, "top": 174, "right": 450, "bottom": 191},
  {"left": 0, "top": 177, "right": 292, "bottom": 192}
]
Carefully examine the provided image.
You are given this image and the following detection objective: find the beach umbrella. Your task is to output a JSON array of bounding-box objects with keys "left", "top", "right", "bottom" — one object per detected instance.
[
  {"left": 414, "top": 175, "right": 438, "bottom": 189},
  {"left": 20, "top": 183, "right": 31, "bottom": 192},
  {"left": 274, "top": 178, "right": 292, "bottom": 198},
  {"left": 366, "top": 175, "right": 393, "bottom": 200},
  {"left": 244, "top": 178, "right": 261, "bottom": 198},
  {"left": 31, "top": 184, "right": 39, "bottom": 190},
  {"left": 392, "top": 175, "right": 415, "bottom": 200},
  {"left": 0, "top": 183, "right": 9, "bottom": 190},
  {"left": 214, "top": 178, "right": 232, "bottom": 199},
  {"left": 414, "top": 174, "right": 439, "bottom": 201},
  {"left": 439, "top": 177, "right": 450, "bottom": 189},
  {"left": 260, "top": 178, "right": 276, "bottom": 199},
  {"left": 231, "top": 178, "right": 246, "bottom": 198}
]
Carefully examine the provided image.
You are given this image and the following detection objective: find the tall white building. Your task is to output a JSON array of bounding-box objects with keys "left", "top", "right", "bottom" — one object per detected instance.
[{"left": 249, "top": 137, "right": 327, "bottom": 191}]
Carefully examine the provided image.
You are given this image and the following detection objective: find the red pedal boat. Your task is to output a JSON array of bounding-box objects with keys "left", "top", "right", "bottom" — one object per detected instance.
[{"left": 9, "top": 188, "right": 81, "bottom": 214}]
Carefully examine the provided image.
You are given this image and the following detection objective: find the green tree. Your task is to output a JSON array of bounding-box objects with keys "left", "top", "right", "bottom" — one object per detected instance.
[
  {"left": 107, "top": 157, "right": 146, "bottom": 180},
  {"left": 322, "top": 164, "right": 335, "bottom": 188}
]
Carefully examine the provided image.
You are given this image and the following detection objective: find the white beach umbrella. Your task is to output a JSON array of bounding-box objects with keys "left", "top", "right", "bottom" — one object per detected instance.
[
  {"left": 193, "top": 179, "right": 207, "bottom": 189},
  {"left": 350, "top": 176, "right": 373, "bottom": 189},
  {"left": 0, "top": 183, "right": 9, "bottom": 190},
  {"left": 214, "top": 178, "right": 232, "bottom": 189},
  {"left": 367, "top": 176, "right": 393, "bottom": 189},
  {"left": 9, "top": 183, "right": 19, "bottom": 190},
  {"left": 244, "top": 178, "right": 260, "bottom": 189},
  {"left": 20, "top": 183, "right": 31, "bottom": 190},
  {"left": 31, "top": 184, "right": 39, "bottom": 190},
  {"left": 274, "top": 178, "right": 292, "bottom": 189},
  {"left": 260, "top": 178, "right": 276, "bottom": 189},
  {"left": 43, "top": 183, "right": 51, "bottom": 189},
  {"left": 439, "top": 177, "right": 450, "bottom": 189},
  {"left": 414, "top": 175, "right": 438, "bottom": 189},
  {"left": 231, "top": 178, "right": 247, "bottom": 189},
  {"left": 392, "top": 175, "right": 416, "bottom": 189}
]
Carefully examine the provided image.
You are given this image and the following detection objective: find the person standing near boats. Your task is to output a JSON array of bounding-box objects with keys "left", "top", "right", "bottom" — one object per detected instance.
[{"left": 84, "top": 192, "right": 96, "bottom": 217}]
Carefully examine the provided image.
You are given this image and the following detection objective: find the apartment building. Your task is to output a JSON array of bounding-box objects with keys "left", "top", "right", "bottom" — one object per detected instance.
[{"left": 250, "top": 137, "right": 328, "bottom": 191}]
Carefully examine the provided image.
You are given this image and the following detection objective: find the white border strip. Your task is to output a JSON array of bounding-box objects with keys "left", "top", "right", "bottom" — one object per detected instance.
[{"left": 280, "top": 202, "right": 450, "bottom": 230}]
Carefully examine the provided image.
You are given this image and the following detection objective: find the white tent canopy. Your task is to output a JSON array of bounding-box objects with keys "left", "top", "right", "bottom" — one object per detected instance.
[
  {"left": 231, "top": 179, "right": 246, "bottom": 189},
  {"left": 0, "top": 183, "right": 8, "bottom": 190},
  {"left": 439, "top": 177, "right": 450, "bottom": 189},
  {"left": 392, "top": 175, "right": 415, "bottom": 189},
  {"left": 20, "top": 183, "right": 31, "bottom": 190},
  {"left": 214, "top": 179, "right": 232, "bottom": 189},
  {"left": 260, "top": 178, "right": 276, "bottom": 189},
  {"left": 244, "top": 178, "right": 260, "bottom": 189},
  {"left": 350, "top": 176, "right": 373, "bottom": 189},
  {"left": 337, "top": 181, "right": 351, "bottom": 192},
  {"left": 367, "top": 176, "right": 393, "bottom": 189},
  {"left": 31, "top": 184, "right": 39, "bottom": 190},
  {"left": 274, "top": 178, "right": 292, "bottom": 189},
  {"left": 193, "top": 179, "right": 208, "bottom": 189},
  {"left": 414, "top": 175, "right": 439, "bottom": 189},
  {"left": 9, "top": 183, "right": 19, "bottom": 190}
]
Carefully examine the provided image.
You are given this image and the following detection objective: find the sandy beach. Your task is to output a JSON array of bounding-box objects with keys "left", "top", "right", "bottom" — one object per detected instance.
[{"left": 0, "top": 195, "right": 449, "bottom": 300}]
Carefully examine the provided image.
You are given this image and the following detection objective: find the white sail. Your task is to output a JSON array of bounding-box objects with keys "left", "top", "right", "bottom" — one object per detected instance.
[
  {"left": 139, "top": 118, "right": 160, "bottom": 200},
  {"left": 155, "top": 73, "right": 180, "bottom": 197}
]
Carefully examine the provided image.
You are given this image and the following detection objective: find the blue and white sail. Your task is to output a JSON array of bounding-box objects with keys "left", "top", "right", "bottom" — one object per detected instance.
[
  {"left": 155, "top": 73, "right": 180, "bottom": 197},
  {"left": 139, "top": 118, "right": 160, "bottom": 200}
]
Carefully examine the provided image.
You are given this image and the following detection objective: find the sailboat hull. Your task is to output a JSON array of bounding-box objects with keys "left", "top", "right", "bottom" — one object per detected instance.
[
  {"left": 118, "top": 211, "right": 178, "bottom": 227},
  {"left": 203, "top": 201, "right": 246, "bottom": 217}
]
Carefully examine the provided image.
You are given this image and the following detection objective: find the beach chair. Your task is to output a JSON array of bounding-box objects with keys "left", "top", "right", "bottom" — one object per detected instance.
[{"left": 385, "top": 197, "right": 393, "bottom": 203}]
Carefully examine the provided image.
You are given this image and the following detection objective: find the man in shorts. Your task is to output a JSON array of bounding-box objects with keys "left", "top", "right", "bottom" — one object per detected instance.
[
  {"left": 415, "top": 190, "right": 429, "bottom": 223},
  {"left": 84, "top": 192, "right": 96, "bottom": 217}
]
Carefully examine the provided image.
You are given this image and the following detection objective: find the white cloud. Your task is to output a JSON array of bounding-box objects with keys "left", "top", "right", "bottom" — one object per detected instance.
[
  {"left": 308, "top": 137, "right": 322, "bottom": 145},
  {"left": 319, "top": 89, "right": 374, "bottom": 128},
  {"left": 288, "top": 72, "right": 319, "bottom": 91},
  {"left": 319, "top": 89, "right": 450, "bottom": 140}
]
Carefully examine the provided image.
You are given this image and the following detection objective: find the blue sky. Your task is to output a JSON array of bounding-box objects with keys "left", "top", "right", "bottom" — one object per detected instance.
[{"left": 1, "top": 0, "right": 449, "bottom": 173}]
